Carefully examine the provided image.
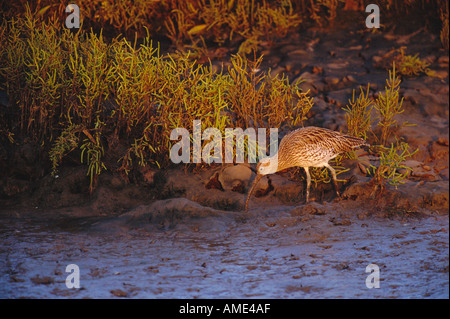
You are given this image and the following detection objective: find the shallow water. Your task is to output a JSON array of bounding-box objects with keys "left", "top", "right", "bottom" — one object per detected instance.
[{"left": 0, "top": 211, "right": 448, "bottom": 299}]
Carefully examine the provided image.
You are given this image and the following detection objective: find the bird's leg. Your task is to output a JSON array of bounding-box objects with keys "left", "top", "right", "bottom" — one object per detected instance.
[
  {"left": 304, "top": 167, "right": 311, "bottom": 203},
  {"left": 324, "top": 163, "right": 341, "bottom": 198}
]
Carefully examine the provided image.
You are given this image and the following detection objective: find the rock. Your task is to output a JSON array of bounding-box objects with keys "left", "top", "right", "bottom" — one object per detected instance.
[
  {"left": 205, "top": 172, "right": 224, "bottom": 191},
  {"left": 437, "top": 55, "right": 449, "bottom": 65},
  {"left": 418, "top": 181, "right": 449, "bottom": 210},
  {"left": 343, "top": 75, "right": 357, "bottom": 83},
  {"left": 298, "top": 82, "right": 318, "bottom": 96},
  {"left": 403, "top": 89, "right": 421, "bottom": 105},
  {"left": 342, "top": 180, "right": 371, "bottom": 200},
  {"left": 372, "top": 55, "right": 383, "bottom": 66},
  {"left": 330, "top": 216, "right": 352, "bottom": 226},
  {"left": 426, "top": 139, "right": 449, "bottom": 179},
  {"left": 288, "top": 202, "right": 326, "bottom": 216},
  {"left": 231, "top": 180, "right": 245, "bottom": 193},
  {"left": 279, "top": 44, "right": 301, "bottom": 54},
  {"left": 312, "top": 66, "right": 323, "bottom": 74},
  {"left": 358, "top": 162, "right": 369, "bottom": 175},
  {"left": 326, "top": 88, "right": 353, "bottom": 107},
  {"left": 429, "top": 138, "right": 449, "bottom": 160},
  {"left": 271, "top": 174, "right": 304, "bottom": 203},
  {"left": 267, "top": 55, "right": 281, "bottom": 66},
  {"left": 111, "top": 198, "right": 227, "bottom": 230},
  {"left": 306, "top": 38, "right": 320, "bottom": 52},
  {"left": 218, "top": 164, "right": 252, "bottom": 191},
  {"left": 411, "top": 166, "right": 441, "bottom": 181},
  {"left": 439, "top": 168, "right": 449, "bottom": 180},
  {"left": 270, "top": 66, "right": 286, "bottom": 78},
  {"left": 326, "top": 61, "right": 349, "bottom": 70},
  {"left": 298, "top": 71, "right": 318, "bottom": 81},
  {"left": 324, "top": 76, "right": 340, "bottom": 86},
  {"left": 303, "top": 202, "right": 326, "bottom": 215},
  {"left": 136, "top": 198, "right": 221, "bottom": 216},
  {"left": 296, "top": 71, "right": 323, "bottom": 95},
  {"left": 437, "top": 85, "right": 449, "bottom": 96},
  {"left": 31, "top": 275, "right": 54, "bottom": 285},
  {"left": 255, "top": 177, "right": 274, "bottom": 197},
  {"left": 347, "top": 45, "right": 363, "bottom": 51},
  {"left": 110, "top": 289, "right": 128, "bottom": 297},
  {"left": 138, "top": 166, "right": 156, "bottom": 185},
  {"left": 313, "top": 97, "right": 329, "bottom": 112},
  {"left": 436, "top": 137, "right": 449, "bottom": 146},
  {"left": 432, "top": 70, "right": 448, "bottom": 80},
  {"left": 2, "top": 179, "right": 30, "bottom": 197},
  {"left": 399, "top": 159, "right": 440, "bottom": 181},
  {"left": 287, "top": 48, "right": 309, "bottom": 56},
  {"left": 250, "top": 174, "right": 269, "bottom": 192},
  {"left": 403, "top": 160, "right": 422, "bottom": 170}
]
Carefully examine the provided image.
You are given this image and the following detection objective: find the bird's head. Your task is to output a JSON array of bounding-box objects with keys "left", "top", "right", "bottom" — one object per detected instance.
[
  {"left": 245, "top": 155, "right": 278, "bottom": 213},
  {"left": 256, "top": 155, "right": 278, "bottom": 175}
]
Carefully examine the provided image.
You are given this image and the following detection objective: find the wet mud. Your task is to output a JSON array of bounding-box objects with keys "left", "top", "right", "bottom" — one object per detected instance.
[{"left": 0, "top": 201, "right": 448, "bottom": 298}]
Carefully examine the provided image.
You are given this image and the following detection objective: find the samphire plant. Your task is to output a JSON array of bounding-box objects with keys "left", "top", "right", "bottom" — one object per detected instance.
[
  {"left": 0, "top": 8, "right": 312, "bottom": 192},
  {"left": 343, "top": 63, "right": 418, "bottom": 192}
]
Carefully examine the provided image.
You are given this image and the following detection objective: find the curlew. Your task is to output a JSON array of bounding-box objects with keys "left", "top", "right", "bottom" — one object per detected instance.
[{"left": 245, "top": 126, "right": 368, "bottom": 212}]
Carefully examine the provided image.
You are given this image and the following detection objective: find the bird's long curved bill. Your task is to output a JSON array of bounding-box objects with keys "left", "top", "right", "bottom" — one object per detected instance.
[{"left": 245, "top": 174, "right": 262, "bottom": 213}]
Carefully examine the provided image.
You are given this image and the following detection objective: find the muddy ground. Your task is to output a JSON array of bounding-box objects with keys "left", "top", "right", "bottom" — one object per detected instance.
[
  {"left": 0, "top": 203, "right": 448, "bottom": 298},
  {"left": 0, "top": 19, "right": 449, "bottom": 298}
]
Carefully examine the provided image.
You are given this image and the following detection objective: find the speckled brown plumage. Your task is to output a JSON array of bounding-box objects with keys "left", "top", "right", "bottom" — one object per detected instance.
[
  {"left": 275, "top": 126, "right": 368, "bottom": 170},
  {"left": 245, "top": 126, "right": 368, "bottom": 212}
]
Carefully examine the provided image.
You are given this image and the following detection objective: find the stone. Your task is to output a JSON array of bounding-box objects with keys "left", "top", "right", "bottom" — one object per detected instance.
[
  {"left": 324, "top": 76, "right": 340, "bottom": 86},
  {"left": 326, "top": 61, "right": 349, "bottom": 70},
  {"left": 432, "top": 70, "right": 448, "bottom": 79},
  {"left": 270, "top": 66, "right": 286, "bottom": 78},
  {"left": 326, "top": 88, "right": 353, "bottom": 107},
  {"left": 437, "top": 55, "right": 449, "bottom": 65},
  {"left": 138, "top": 166, "right": 156, "bottom": 185},
  {"left": 287, "top": 48, "right": 308, "bottom": 57},
  {"left": 298, "top": 82, "right": 318, "bottom": 96},
  {"left": 343, "top": 75, "right": 357, "bottom": 83},
  {"left": 218, "top": 164, "right": 253, "bottom": 191},
  {"left": 312, "top": 66, "right": 323, "bottom": 74},
  {"left": 313, "top": 97, "right": 329, "bottom": 112}
]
